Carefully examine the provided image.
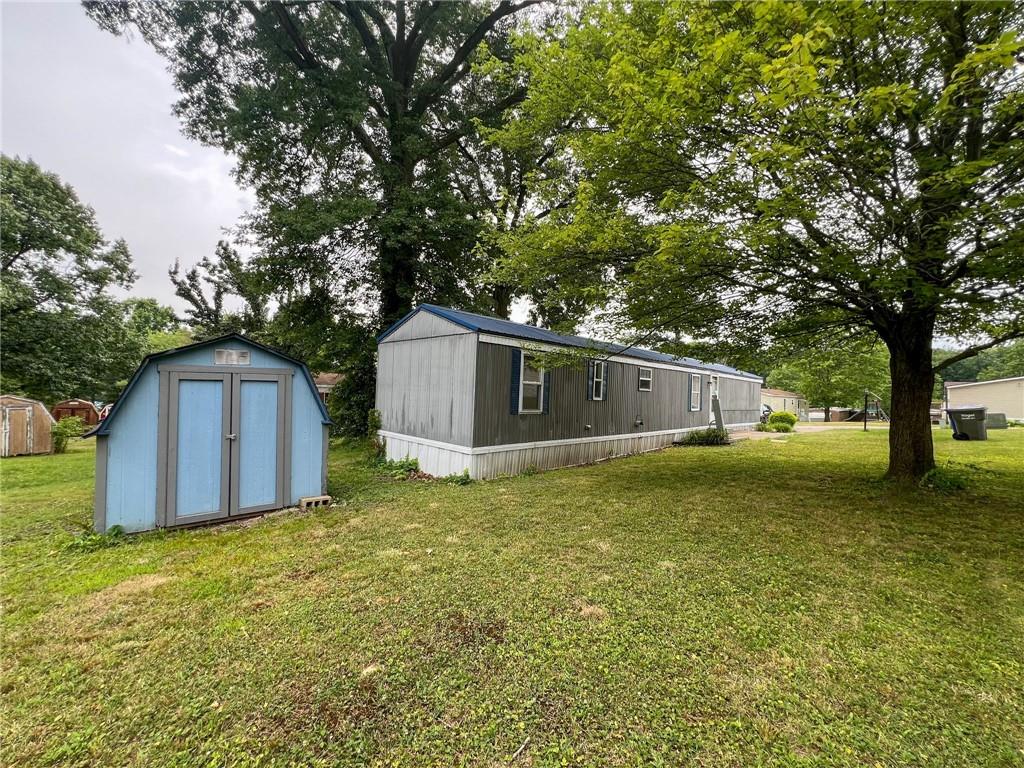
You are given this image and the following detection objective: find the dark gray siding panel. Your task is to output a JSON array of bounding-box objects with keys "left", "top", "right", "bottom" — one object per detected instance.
[{"left": 473, "top": 342, "right": 760, "bottom": 447}]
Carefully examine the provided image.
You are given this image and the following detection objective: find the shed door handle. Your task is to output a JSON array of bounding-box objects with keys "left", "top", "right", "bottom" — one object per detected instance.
[{"left": 226, "top": 433, "right": 237, "bottom": 440}]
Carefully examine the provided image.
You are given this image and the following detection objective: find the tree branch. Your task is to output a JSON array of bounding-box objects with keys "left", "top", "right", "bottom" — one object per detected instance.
[
  {"left": 933, "top": 329, "right": 1024, "bottom": 372},
  {"left": 409, "top": 0, "right": 540, "bottom": 116}
]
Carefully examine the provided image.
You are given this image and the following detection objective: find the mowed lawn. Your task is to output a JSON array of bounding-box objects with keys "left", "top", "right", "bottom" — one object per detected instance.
[{"left": 2, "top": 431, "right": 1023, "bottom": 767}]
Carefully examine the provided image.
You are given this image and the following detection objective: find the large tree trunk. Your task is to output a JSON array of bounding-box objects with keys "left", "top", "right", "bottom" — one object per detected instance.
[
  {"left": 378, "top": 239, "right": 417, "bottom": 328},
  {"left": 885, "top": 328, "right": 936, "bottom": 480}
]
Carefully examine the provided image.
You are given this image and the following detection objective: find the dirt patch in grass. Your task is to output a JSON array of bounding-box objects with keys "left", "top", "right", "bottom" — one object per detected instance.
[
  {"left": 577, "top": 601, "right": 608, "bottom": 621},
  {"left": 89, "top": 573, "right": 173, "bottom": 607},
  {"left": 434, "top": 610, "right": 508, "bottom": 649}
]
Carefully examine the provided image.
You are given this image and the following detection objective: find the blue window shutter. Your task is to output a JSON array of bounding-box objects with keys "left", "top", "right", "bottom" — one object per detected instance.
[
  {"left": 586, "top": 360, "right": 594, "bottom": 401},
  {"left": 542, "top": 370, "right": 551, "bottom": 414},
  {"left": 510, "top": 348, "right": 521, "bottom": 415}
]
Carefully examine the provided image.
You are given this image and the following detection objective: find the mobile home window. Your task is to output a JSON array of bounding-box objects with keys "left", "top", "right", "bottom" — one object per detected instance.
[
  {"left": 638, "top": 367, "right": 653, "bottom": 392},
  {"left": 689, "top": 374, "right": 701, "bottom": 411},
  {"left": 592, "top": 360, "right": 606, "bottom": 401},
  {"left": 520, "top": 355, "right": 545, "bottom": 414}
]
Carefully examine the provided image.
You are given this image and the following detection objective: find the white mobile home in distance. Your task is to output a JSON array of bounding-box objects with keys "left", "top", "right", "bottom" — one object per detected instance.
[{"left": 375, "top": 305, "right": 763, "bottom": 478}]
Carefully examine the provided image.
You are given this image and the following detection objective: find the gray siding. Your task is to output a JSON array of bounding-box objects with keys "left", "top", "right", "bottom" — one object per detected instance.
[
  {"left": 376, "top": 333, "right": 477, "bottom": 447},
  {"left": 384, "top": 310, "right": 471, "bottom": 342},
  {"left": 473, "top": 342, "right": 759, "bottom": 447},
  {"left": 718, "top": 376, "right": 761, "bottom": 425}
]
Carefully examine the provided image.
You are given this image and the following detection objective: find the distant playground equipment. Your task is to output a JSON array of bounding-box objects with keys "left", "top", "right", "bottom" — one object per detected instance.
[{"left": 848, "top": 390, "right": 890, "bottom": 431}]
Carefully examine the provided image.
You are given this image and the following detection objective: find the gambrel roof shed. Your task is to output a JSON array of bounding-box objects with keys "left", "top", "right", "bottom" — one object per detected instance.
[{"left": 90, "top": 334, "right": 330, "bottom": 533}]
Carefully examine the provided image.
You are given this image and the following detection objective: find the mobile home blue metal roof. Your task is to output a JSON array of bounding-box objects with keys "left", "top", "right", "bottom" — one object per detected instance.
[
  {"left": 379, "top": 304, "right": 762, "bottom": 381},
  {"left": 86, "top": 333, "right": 332, "bottom": 437}
]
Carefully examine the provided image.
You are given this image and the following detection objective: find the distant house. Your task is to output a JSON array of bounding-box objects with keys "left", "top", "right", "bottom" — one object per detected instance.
[
  {"left": 313, "top": 373, "right": 343, "bottom": 404},
  {"left": 761, "top": 388, "right": 808, "bottom": 420},
  {"left": 945, "top": 377, "right": 1024, "bottom": 421},
  {"left": 51, "top": 398, "right": 100, "bottom": 426},
  {"left": 376, "top": 304, "right": 762, "bottom": 478}
]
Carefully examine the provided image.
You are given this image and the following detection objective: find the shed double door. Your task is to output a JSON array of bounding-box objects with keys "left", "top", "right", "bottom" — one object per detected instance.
[{"left": 163, "top": 370, "right": 290, "bottom": 526}]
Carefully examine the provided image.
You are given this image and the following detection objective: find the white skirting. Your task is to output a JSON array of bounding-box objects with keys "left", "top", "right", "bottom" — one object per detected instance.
[{"left": 380, "top": 424, "right": 756, "bottom": 480}]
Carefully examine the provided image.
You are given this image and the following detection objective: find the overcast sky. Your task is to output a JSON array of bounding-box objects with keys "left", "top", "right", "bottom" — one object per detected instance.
[{"left": 1, "top": 1, "right": 253, "bottom": 311}]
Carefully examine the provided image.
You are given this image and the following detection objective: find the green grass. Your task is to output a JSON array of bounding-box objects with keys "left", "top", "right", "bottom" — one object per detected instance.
[{"left": 2, "top": 431, "right": 1023, "bottom": 767}]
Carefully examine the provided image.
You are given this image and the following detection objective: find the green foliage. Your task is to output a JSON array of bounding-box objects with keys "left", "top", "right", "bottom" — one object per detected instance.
[
  {"left": 87, "top": 2, "right": 547, "bottom": 328},
  {"left": 375, "top": 456, "right": 420, "bottom": 479},
  {"left": 754, "top": 422, "right": 772, "bottom": 432},
  {"left": 51, "top": 416, "right": 86, "bottom": 454},
  {"left": 770, "top": 422, "right": 795, "bottom": 434},
  {"left": 768, "top": 411, "right": 799, "bottom": 428},
  {"left": 680, "top": 428, "right": 730, "bottom": 446},
  {"left": 326, "top": 326, "right": 378, "bottom": 438},
  {"left": 364, "top": 409, "right": 385, "bottom": 463},
  {"left": 1, "top": 155, "right": 143, "bottom": 403},
  {"left": 500, "top": 1, "right": 1024, "bottom": 479},
  {"left": 769, "top": 343, "right": 891, "bottom": 411},
  {"left": 65, "top": 525, "right": 126, "bottom": 553},
  {"left": 443, "top": 470, "right": 473, "bottom": 486}
]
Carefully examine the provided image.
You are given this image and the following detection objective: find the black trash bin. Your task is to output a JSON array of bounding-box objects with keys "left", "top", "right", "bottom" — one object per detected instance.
[{"left": 947, "top": 406, "right": 988, "bottom": 441}]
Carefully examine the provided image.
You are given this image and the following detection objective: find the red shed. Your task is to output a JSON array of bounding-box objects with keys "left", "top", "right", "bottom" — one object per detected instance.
[{"left": 51, "top": 399, "right": 101, "bottom": 426}]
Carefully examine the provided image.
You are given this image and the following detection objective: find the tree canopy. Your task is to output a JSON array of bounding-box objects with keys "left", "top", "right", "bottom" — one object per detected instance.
[
  {"left": 497, "top": 0, "right": 1024, "bottom": 478},
  {"left": 86, "top": 0, "right": 548, "bottom": 327},
  {"left": 0, "top": 154, "right": 147, "bottom": 402}
]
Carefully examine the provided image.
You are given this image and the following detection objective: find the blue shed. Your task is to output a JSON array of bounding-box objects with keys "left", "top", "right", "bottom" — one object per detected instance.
[{"left": 88, "top": 334, "right": 331, "bottom": 533}]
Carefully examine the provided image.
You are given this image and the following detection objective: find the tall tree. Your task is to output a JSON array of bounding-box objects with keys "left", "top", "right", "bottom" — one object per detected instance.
[
  {"left": 1, "top": 155, "right": 140, "bottom": 401},
  {"left": 87, "top": 0, "right": 541, "bottom": 327},
  {"left": 500, "top": 1, "right": 1024, "bottom": 480}
]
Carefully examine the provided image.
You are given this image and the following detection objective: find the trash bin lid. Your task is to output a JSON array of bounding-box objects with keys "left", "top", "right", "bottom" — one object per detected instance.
[{"left": 946, "top": 405, "right": 987, "bottom": 412}]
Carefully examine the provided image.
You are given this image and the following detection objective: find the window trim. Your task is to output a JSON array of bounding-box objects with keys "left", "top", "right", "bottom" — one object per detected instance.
[
  {"left": 638, "top": 366, "right": 653, "bottom": 392},
  {"left": 518, "top": 354, "right": 545, "bottom": 414},
  {"left": 591, "top": 360, "right": 606, "bottom": 401},
  {"left": 689, "top": 373, "right": 702, "bottom": 411}
]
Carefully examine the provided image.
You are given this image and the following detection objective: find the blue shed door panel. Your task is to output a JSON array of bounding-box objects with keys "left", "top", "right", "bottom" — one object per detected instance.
[
  {"left": 237, "top": 380, "right": 279, "bottom": 509},
  {"left": 175, "top": 380, "right": 225, "bottom": 517}
]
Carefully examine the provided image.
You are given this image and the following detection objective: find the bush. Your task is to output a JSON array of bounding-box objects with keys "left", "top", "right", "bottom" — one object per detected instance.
[
  {"left": 65, "top": 525, "right": 126, "bottom": 553},
  {"left": 52, "top": 416, "right": 86, "bottom": 454},
  {"left": 770, "top": 422, "right": 794, "bottom": 433},
  {"left": 365, "top": 408, "right": 386, "bottom": 463},
  {"left": 754, "top": 422, "right": 771, "bottom": 432},
  {"left": 444, "top": 470, "right": 473, "bottom": 486},
  {"left": 768, "top": 411, "right": 798, "bottom": 427},
  {"left": 680, "top": 427, "right": 730, "bottom": 446},
  {"left": 327, "top": 338, "right": 377, "bottom": 437},
  {"left": 376, "top": 456, "right": 420, "bottom": 478}
]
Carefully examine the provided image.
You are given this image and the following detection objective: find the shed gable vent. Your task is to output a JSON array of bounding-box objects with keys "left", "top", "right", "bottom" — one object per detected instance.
[{"left": 215, "top": 349, "right": 251, "bottom": 365}]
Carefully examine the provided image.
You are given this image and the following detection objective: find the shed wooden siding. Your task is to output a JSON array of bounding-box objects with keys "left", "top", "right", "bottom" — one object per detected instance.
[
  {"left": 101, "top": 339, "right": 326, "bottom": 532},
  {"left": 1, "top": 396, "right": 54, "bottom": 457},
  {"left": 472, "top": 342, "right": 759, "bottom": 447},
  {"left": 376, "top": 329, "right": 477, "bottom": 447}
]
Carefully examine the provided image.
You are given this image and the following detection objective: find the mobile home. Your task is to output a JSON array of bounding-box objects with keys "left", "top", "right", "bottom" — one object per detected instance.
[{"left": 376, "top": 305, "right": 762, "bottom": 478}]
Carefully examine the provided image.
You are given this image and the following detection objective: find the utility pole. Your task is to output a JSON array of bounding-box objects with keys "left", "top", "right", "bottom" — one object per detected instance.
[{"left": 863, "top": 390, "right": 869, "bottom": 432}]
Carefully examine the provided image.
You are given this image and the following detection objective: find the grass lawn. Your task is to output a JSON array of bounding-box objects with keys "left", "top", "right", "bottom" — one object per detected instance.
[{"left": 2, "top": 430, "right": 1023, "bottom": 767}]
